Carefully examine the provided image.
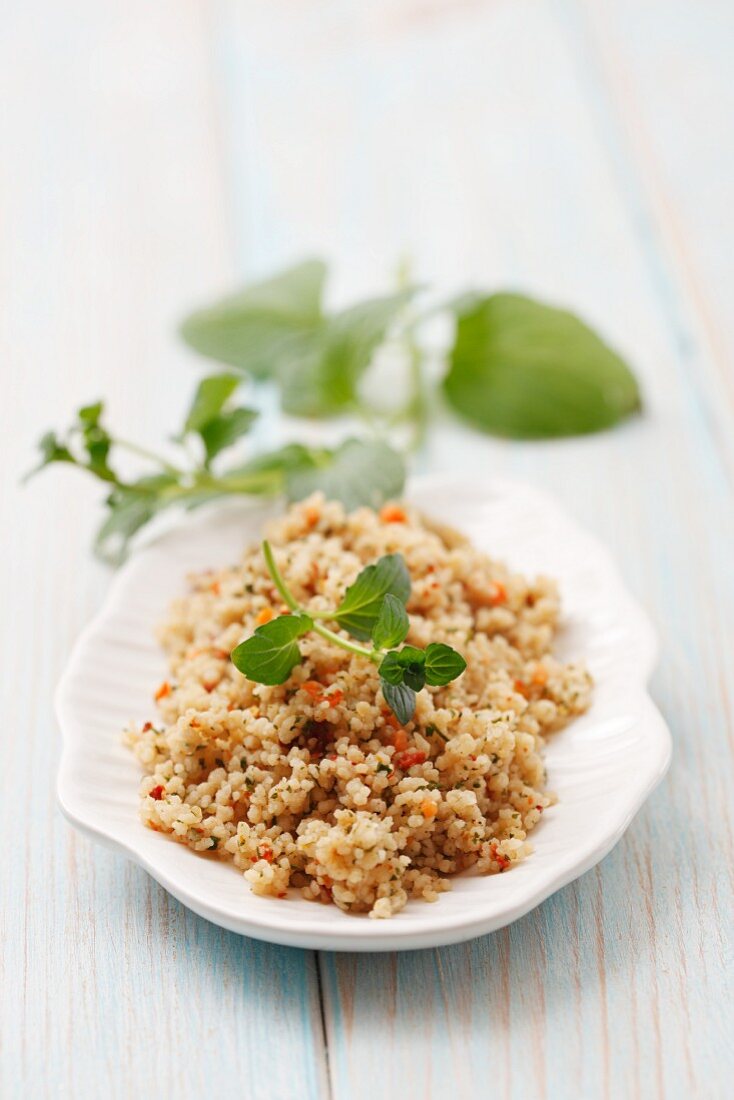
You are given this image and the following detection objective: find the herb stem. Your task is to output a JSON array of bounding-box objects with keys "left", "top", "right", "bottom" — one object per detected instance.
[
  {"left": 262, "top": 540, "right": 301, "bottom": 612},
  {"left": 113, "top": 438, "right": 184, "bottom": 477},
  {"left": 262, "top": 539, "right": 381, "bottom": 662},
  {"left": 311, "top": 621, "right": 380, "bottom": 662}
]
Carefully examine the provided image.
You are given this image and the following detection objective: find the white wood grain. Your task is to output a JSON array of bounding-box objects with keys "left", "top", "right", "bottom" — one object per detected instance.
[{"left": 2, "top": 0, "right": 733, "bottom": 1097}]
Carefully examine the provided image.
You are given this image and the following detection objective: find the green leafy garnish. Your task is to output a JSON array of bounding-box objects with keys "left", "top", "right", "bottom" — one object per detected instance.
[
  {"left": 231, "top": 612, "right": 313, "bottom": 685},
  {"left": 371, "top": 594, "right": 410, "bottom": 650},
  {"left": 179, "top": 259, "right": 327, "bottom": 379},
  {"left": 424, "top": 642, "right": 467, "bottom": 685},
  {"left": 334, "top": 554, "right": 411, "bottom": 641},
  {"left": 26, "top": 386, "right": 405, "bottom": 563},
  {"left": 29, "top": 259, "right": 641, "bottom": 563},
  {"left": 381, "top": 682, "right": 417, "bottom": 727},
  {"left": 230, "top": 543, "right": 465, "bottom": 725},
  {"left": 444, "top": 293, "right": 641, "bottom": 438}
]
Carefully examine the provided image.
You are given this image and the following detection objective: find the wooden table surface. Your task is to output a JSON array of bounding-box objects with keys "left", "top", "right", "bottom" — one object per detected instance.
[{"left": 2, "top": 2, "right": 733, "bottom": 1097}]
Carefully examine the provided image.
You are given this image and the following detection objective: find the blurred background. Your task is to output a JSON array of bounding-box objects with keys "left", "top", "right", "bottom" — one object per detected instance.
[{"left": 2, "top": 3, "right": 733, "bottom": 1098}]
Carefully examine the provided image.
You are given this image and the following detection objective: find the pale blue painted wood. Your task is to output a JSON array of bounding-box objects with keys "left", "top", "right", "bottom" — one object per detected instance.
[
  {"left": 4, "top": 1, "right": 734, "bottom": 1098},
  {"left": 214, "top": 1, "right": 734, "bottom": 1097}
]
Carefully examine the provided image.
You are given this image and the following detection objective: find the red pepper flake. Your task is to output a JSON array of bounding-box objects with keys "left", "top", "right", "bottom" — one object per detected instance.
[
  {"left": 154, "top": 681, "right": 171, "bottom": 702},
  {"left": 142, "top": 721, "right": 153, "bottom": 732},
  {"left": 277, "top": 892, "right": 287, "bottom": 899},
  {"left": 536, "top": 805, "right": 543, "bottom": 812},
  {"left": 259, "top": 847, "right": 273, "bottom": 863},
  {"left": 393, "top": 750, "right": 427, "bottom": 770},
  {"left": 149, "top": 785, "right": 165, "bottom": 801},
  {"left": 327, "top": 753, "right": 338, "bottom": 761}
]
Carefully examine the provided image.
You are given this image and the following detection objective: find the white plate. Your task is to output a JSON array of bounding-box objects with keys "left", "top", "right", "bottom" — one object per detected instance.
[{"left": 56, "top": 476, "right": 671, "bottom": 951}]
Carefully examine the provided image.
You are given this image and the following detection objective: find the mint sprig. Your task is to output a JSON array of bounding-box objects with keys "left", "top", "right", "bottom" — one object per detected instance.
[
  {"left": 230, "top": 543, "right": 466, "bottom": 725},
  {"left": 25, "top": 384, "right": 405, "bottom": 564}
]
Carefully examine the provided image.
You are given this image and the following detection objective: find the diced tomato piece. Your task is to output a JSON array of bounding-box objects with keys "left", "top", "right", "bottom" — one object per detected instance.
[{"left": 394, "top": 750, "right": 427, "bottom": 770}]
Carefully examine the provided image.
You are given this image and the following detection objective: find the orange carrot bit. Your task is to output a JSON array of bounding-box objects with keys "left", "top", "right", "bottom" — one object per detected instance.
[
  {"left": 421, "top": 800, "right": 437, "bottom": 819},
  {"left": 491, "top": 581, "right": 508, "bottom": 606},
  {"left": 379, "top": 504, "right": 407, "bottom": 523},
  {"left": 256, "top": 606, "right": 274, "bottom": 625},
  {"left": 514, "top": 679, "right": 529, "bottom": 698},
  {"left": 303, "top": 505, "right": 321, "bottom": 529},
  {"left": 324, "top": 688, "right": 344, "bottom": 706},
  {"left": 154, "top": 681, "right": 171, "bottom": 702},
  {"left": 302, "top": 680, "right": 323, "bottom": 700},
  {"left": 532, "top": 665, "right": 548, "bottom": 687},
  {"left": 390, "top": 727, "right": 408, "bottom": 752},
  {"left": 209, "top": 580, "right": 221, "bottom": 596}
]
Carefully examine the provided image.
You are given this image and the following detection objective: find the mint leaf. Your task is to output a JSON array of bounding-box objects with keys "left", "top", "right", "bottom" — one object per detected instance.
[
  {"left": 334, "top": 553, "right": 411, "bottom": 641},
  {"left": 424, "top": 643, "right": 467, "bottom": 686},
  {"left": 381, "top": 680, "right": 416, "bottom": 725},
  {"left": 285, "top": 438, "right": 405, "bottom": 513},
  {"left": 184, "top": 373, "right": 241, "bottom": 432},
  {"left": 24, "top": 431, "right": 74, "bottom": 481},
  {"left": 180, "top": 260, "right": 326, "bottom": 379},
  {"left": 231, "top": 612, "right": 313, "bottom": 685},
  {"left": 444, "top": 293, "right": 641, "bottom": 438},
  {"left": 371, "top": 594, "right": 410, "bottom": 650},
  {"left": 198, "top": 407, "right": 258, "bottom": 462},
  {"left": 93, "top": 479, "right": 174, "bottom": 565},
  {"left": 279, "top": 290, "right": 416, "bottom": 417},
  {"left": 377, "top": 651, "right": 404, "bottom": 686}
]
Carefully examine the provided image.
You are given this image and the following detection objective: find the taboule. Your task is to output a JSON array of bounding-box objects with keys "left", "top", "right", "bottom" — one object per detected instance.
[{"left": 125, "top": 494, "right": 592, "bottom": 919}]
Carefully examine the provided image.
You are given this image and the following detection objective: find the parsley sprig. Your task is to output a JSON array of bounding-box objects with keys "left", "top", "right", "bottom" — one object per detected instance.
[{"left": 230, "top": 543, "right": 466, "bottom": 724}]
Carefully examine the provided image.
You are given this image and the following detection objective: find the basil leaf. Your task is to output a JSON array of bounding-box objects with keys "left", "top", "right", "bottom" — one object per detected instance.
[
  {"left": 371, "top": 594, "right": 410, "bottom": 650},
  {"left": 381, "top": 680, "right": 416, "bottom": 726},
  {"left": 334, "top": 553, "right": 411, "bottom": 641},
  {"left": 184, "top": 373, "right": 241, "bottom": 432},
  {"left": 279, "top": 290, "right": 415, "bottom": 417},
  {"left": 285, "top": 438, "right": 406, "bottom": 514},
  {"left": 231, "top": 613, "right": 313, "bottom": 685},
  {"left": 444, "top": 293, "right": 641, "bottom": 438},
  {"left": 198, "top": 407, "right": 258, "bottom": 462},
  {"left": 424, "top": 643, "right": 467, "bottom": 686},
  {"left": 180, "top": 260, "right": 326, "bottom": 379}
]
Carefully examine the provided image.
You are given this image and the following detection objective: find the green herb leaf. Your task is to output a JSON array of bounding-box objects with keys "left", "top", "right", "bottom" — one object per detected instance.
[
  {"left": 230, "top": 612, "right": 313, "bottom": 686},
  {"left": 381, "top": 680, "right": 417, "bottom": 725},
  {"left": 371, "top": 594, "right": 410, "bottom": 650},
  {"left": 285, "top": 438, "right": 406, "bottom": 514},
  {"left": 93, "top": 486, "right": 166, "bottom": 565},
  {"left": 335, "top": 553, "right": 411, "bottom": 641},
  {"left": 279, "top": 290, "right": 416, "bottom": 417},
  {"left": 377, "top": 651, "right": 404, "bottom": 686},
  {"left": 198, "top": 407, "right": 258, "bottom": 462},
  {"left": 184, "top": 373, "right": 241, "bottom": 432},
  {"left": 180, "top": 260, "right": 327, "bottom": 379},
  {"left": 424, "top": 643, "right": 467, "bottom": 686},
  {"left": 444, "top": 293, "right": 641, "bottom": 438},
  {"left": 395, "top": 646, "right": 427, "bottom": 691},
  {"left": 23, "top": 431, "right": 74, "bottom": 481}
]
